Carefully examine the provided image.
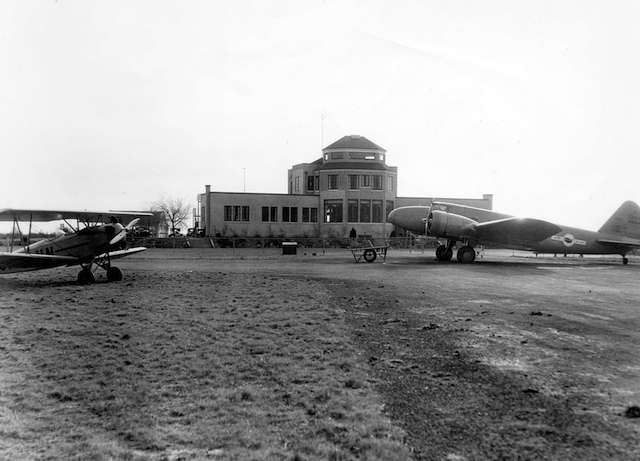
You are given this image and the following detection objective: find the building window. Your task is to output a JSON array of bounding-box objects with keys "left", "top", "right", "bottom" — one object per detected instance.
[
  {"left": 361, "top": 175, "right": 371, "bottom": 187},
  {"left": 294, "top": 176, "right": 300, "bottom": 193},
  {"left": 373, "top": 175, "right": 382, "bottom": 190},
  {"left": 328, "top": 174, "right": 338, "bottom": 190},
  {"left": 314, "top": 176, "right": 319, "bottom": 191},
  {"left": 379, "top": 154, "right": 385, "bottom": 161},
  {"left": 270, "top": 206, "right": 277, "bottom": 222},
  {"left": 372, "top": 200, "right": 383, "bottom": 222},
  {"left": 386, "top": 201, "right": 394, "bottom": 221},
  {"left": 359, "top": 200, "right": 371, "bottom": 223},
  {"left": 281, "top": 207, "right": 297, "bottom": 222},
  {"left": 330, "top": 152, "right": 344, "bottom": 160},
  {"left": 348, "top": 175, "right": 359, "bottom": 190},
  {"left": 349, "top": 152, "right": 365, "bottom": 160},
  {"left": 261, "top": 206, "right": 269, "bottom": 222},
  {"left": 302, "top": 207, "right": 318, "bottom": 223},
  {"left": 307, "top": 175, "right": 315, "bottom": 191},
  {"left": 388, "top": 175, "right": 393, "bottom": 191},
  {"left": 324, "top": 200, "right": 343, "bottom": 223},
  {"left": 324, "top": 154, "right": 329, "bottom": 161},
  {"left": 348, "top": 200, "right": 358, "bottom": 222},
  {"left": 225, "top": 205, "right": 249, "bottom": 221}
]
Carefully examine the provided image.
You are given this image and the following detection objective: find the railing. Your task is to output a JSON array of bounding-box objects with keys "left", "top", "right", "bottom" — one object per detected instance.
[{"left": 126, "top": 236, "right": 443, "bottom": 251}]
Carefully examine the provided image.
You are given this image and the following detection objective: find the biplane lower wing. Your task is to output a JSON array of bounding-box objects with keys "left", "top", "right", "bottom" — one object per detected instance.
[
  {"left": 0, "top": 253, "right": 79, "bottom": 274},
  {"left": 94, "top": 247, "right": 147, "bottom": 261},
  {"left": 0, "top": 247, "right": 147, "bottom": 275}
]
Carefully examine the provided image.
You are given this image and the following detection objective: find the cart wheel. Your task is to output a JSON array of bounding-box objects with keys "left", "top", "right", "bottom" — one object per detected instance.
[{"left": 363, "top": 249, "right": 377, "bottom": 263}]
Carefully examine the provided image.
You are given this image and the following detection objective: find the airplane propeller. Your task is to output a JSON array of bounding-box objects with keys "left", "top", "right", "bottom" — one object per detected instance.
[{"left": 108, "top": 218, "right": 141, "bottom": 245}]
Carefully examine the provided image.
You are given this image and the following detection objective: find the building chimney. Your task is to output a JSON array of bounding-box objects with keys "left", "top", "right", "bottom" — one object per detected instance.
[{"left": 482, "top": 194, "right": 493, "bottom": 209}]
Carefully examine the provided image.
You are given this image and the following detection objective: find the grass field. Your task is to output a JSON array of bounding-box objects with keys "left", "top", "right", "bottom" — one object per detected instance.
[
  {"left": 0, "top": 268, "right": 410, "bottom": 460},
  {"left": 2, "top": 248, "right": 640, "bottom": 460}
]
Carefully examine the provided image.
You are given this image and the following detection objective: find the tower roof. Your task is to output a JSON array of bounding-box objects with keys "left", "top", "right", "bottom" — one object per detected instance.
[{"left": 323, "top": 135, "right": 385, "bottom": 152}]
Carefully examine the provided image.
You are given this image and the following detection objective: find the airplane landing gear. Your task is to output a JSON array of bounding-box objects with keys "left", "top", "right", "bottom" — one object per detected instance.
[
  {"left": 93, "top": 252, "right": 125, "bottom": 283},
  {"left": 623, "top": 256, "right": 629, "bottom": 265},
  {"left": 436, "top": 245, "right": 453, "bottom": 261},
  {"left": 77, "top": 267, "right": 95, "bottom": 285},
  {"left": 435, "top": 241, "right": 455, "bottom": 262},
  {"left": 106, "top": 266, "right": 123, "bottom": 282},
  {"left": 456, "top": 245, "right": 476, "bottom": 263}
]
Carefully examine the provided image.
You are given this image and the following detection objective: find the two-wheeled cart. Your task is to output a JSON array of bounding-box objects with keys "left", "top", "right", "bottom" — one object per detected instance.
[{"left": 349, "top": 241, "right": 389, "bottom": 263}]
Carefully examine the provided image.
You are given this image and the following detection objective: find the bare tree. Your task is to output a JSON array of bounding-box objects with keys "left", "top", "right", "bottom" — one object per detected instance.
[{"left": 152, "top": 197, "right": 190, "bottom": 236}]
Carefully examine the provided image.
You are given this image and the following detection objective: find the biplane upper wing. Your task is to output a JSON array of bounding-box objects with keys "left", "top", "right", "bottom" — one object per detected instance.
[
  {"left": 0, "top": 209, "right": 153, "bottom": 222},
  {"left": 0, "top": 252, "right": 79, "bottom": 274}
]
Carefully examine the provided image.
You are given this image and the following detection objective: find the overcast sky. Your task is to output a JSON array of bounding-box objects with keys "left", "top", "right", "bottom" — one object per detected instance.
[{"left": 2, "top": 0, "right": 639, "bottom": 232}]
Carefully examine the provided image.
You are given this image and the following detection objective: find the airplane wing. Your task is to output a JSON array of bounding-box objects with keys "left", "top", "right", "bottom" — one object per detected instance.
[
  {"left": 471, "top": 217, "right": 562, "bottom": 244},
  {"left": 597, "top": 237, "right": 640, "bottom": 247},
  {"left": 0, "top": 209, "right": 153, "bottom": 222},
  {"left": 94, "top": 247, "right": 148, "bottom": 261},
  {"left": 0, "top": 252, "right": 79, "bottom": 274}
]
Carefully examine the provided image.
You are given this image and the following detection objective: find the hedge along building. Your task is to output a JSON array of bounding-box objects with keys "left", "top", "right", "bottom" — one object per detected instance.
[{"left": 197, "top": 135, "right": 493, "bottom": 239}]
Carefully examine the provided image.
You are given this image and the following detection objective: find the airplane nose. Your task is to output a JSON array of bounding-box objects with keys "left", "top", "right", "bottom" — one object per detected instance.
[
  {"left": 106, "top": 223, "right": 124, "bottom": 235},
  {"left": 387, "top": 208, "right": 399, "bottom": 225},
  {"left": 387, "top": 206, "right": 430, "bottom": 234}
]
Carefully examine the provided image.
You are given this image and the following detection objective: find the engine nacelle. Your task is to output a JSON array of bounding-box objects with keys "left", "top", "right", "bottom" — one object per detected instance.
[{"left": 426, "top": 210, "right": 476, "bottom": 238}]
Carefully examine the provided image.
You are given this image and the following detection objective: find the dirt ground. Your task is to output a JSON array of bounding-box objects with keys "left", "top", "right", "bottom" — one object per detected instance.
[{"left": 1, "top": 248, "right": 639, "bottom": 460}]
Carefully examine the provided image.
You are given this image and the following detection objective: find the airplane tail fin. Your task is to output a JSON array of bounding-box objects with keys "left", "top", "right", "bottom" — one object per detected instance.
[{"left": 598, "top": 201, "right": 640, "bottom": 239}]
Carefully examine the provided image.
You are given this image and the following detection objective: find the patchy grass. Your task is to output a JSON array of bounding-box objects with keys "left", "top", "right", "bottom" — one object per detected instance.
[{"left": 0, "top": 269, "right": 410, "bottom": 460}]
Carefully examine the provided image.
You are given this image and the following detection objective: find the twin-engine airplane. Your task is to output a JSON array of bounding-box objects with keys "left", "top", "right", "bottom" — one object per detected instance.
[
  {"left": 0, "top": 208, "right": 153, "bottom": 283},
  {"left": 388, "top": 201, "right": 640, "bottom": 264}
]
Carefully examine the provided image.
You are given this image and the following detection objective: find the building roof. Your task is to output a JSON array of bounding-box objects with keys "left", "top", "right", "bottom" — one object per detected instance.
[{"left": 323, "top": 135, "right": 385, "bottom": 152}]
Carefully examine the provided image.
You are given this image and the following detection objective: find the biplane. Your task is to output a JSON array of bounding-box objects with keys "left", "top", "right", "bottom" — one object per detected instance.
[{"left": 0, "top": 208, "right": 153, "bottom": 283}]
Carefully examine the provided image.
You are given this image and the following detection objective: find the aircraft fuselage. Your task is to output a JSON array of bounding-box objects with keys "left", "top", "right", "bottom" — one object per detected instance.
[{"left": 14, "top": 225, "right": 117, "bottom": 262}]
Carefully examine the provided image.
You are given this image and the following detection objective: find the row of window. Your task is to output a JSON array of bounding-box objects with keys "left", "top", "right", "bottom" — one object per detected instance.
[
  {"left": 293, "top": 174, "right": 394, "bottom": 193},
  {"left": 263, "top": 206, "right": 318, "bottom": 223},
  {"left": 223, "top": 205, "right": 250, "bottom": 222},
  {"left": 329, "top": 174, "right": 393, "bottom": 191},
  {"left": 224, "top": 201, "right": 394, "bottom": 224},
  {"left": 324, "top": 152, "right": 385, "bottom": 161},
  {"left": 325, "top": 200, "right": 395, "bottom": 223},
  {"left": 225, "top": 206, "right": 319, "bottom": 223}
]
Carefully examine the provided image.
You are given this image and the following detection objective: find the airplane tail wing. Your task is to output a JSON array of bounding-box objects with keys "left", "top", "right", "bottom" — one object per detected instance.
[{"left": 598, "top": 201, "right": 640, "bottom": 239}]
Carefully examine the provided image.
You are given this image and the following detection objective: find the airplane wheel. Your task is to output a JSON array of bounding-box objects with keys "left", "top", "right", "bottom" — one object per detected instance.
[
  {"left": 107, "top": 266, "right": 123, "bottom": 282},
  {"left": 363, "top": 249, "right": 377, "bottom": 263},
  {"left": 456, "top": 246, "right": 476, "bottom": 264},
  {"left": 436, "top": 245, "right": 453, "bottom": 261},
  {"left": 623, "top": 257, "right": 629, "bottom": 265},
  {"left": 77, "top": 269, "right": 95, "bottom": 285}
]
